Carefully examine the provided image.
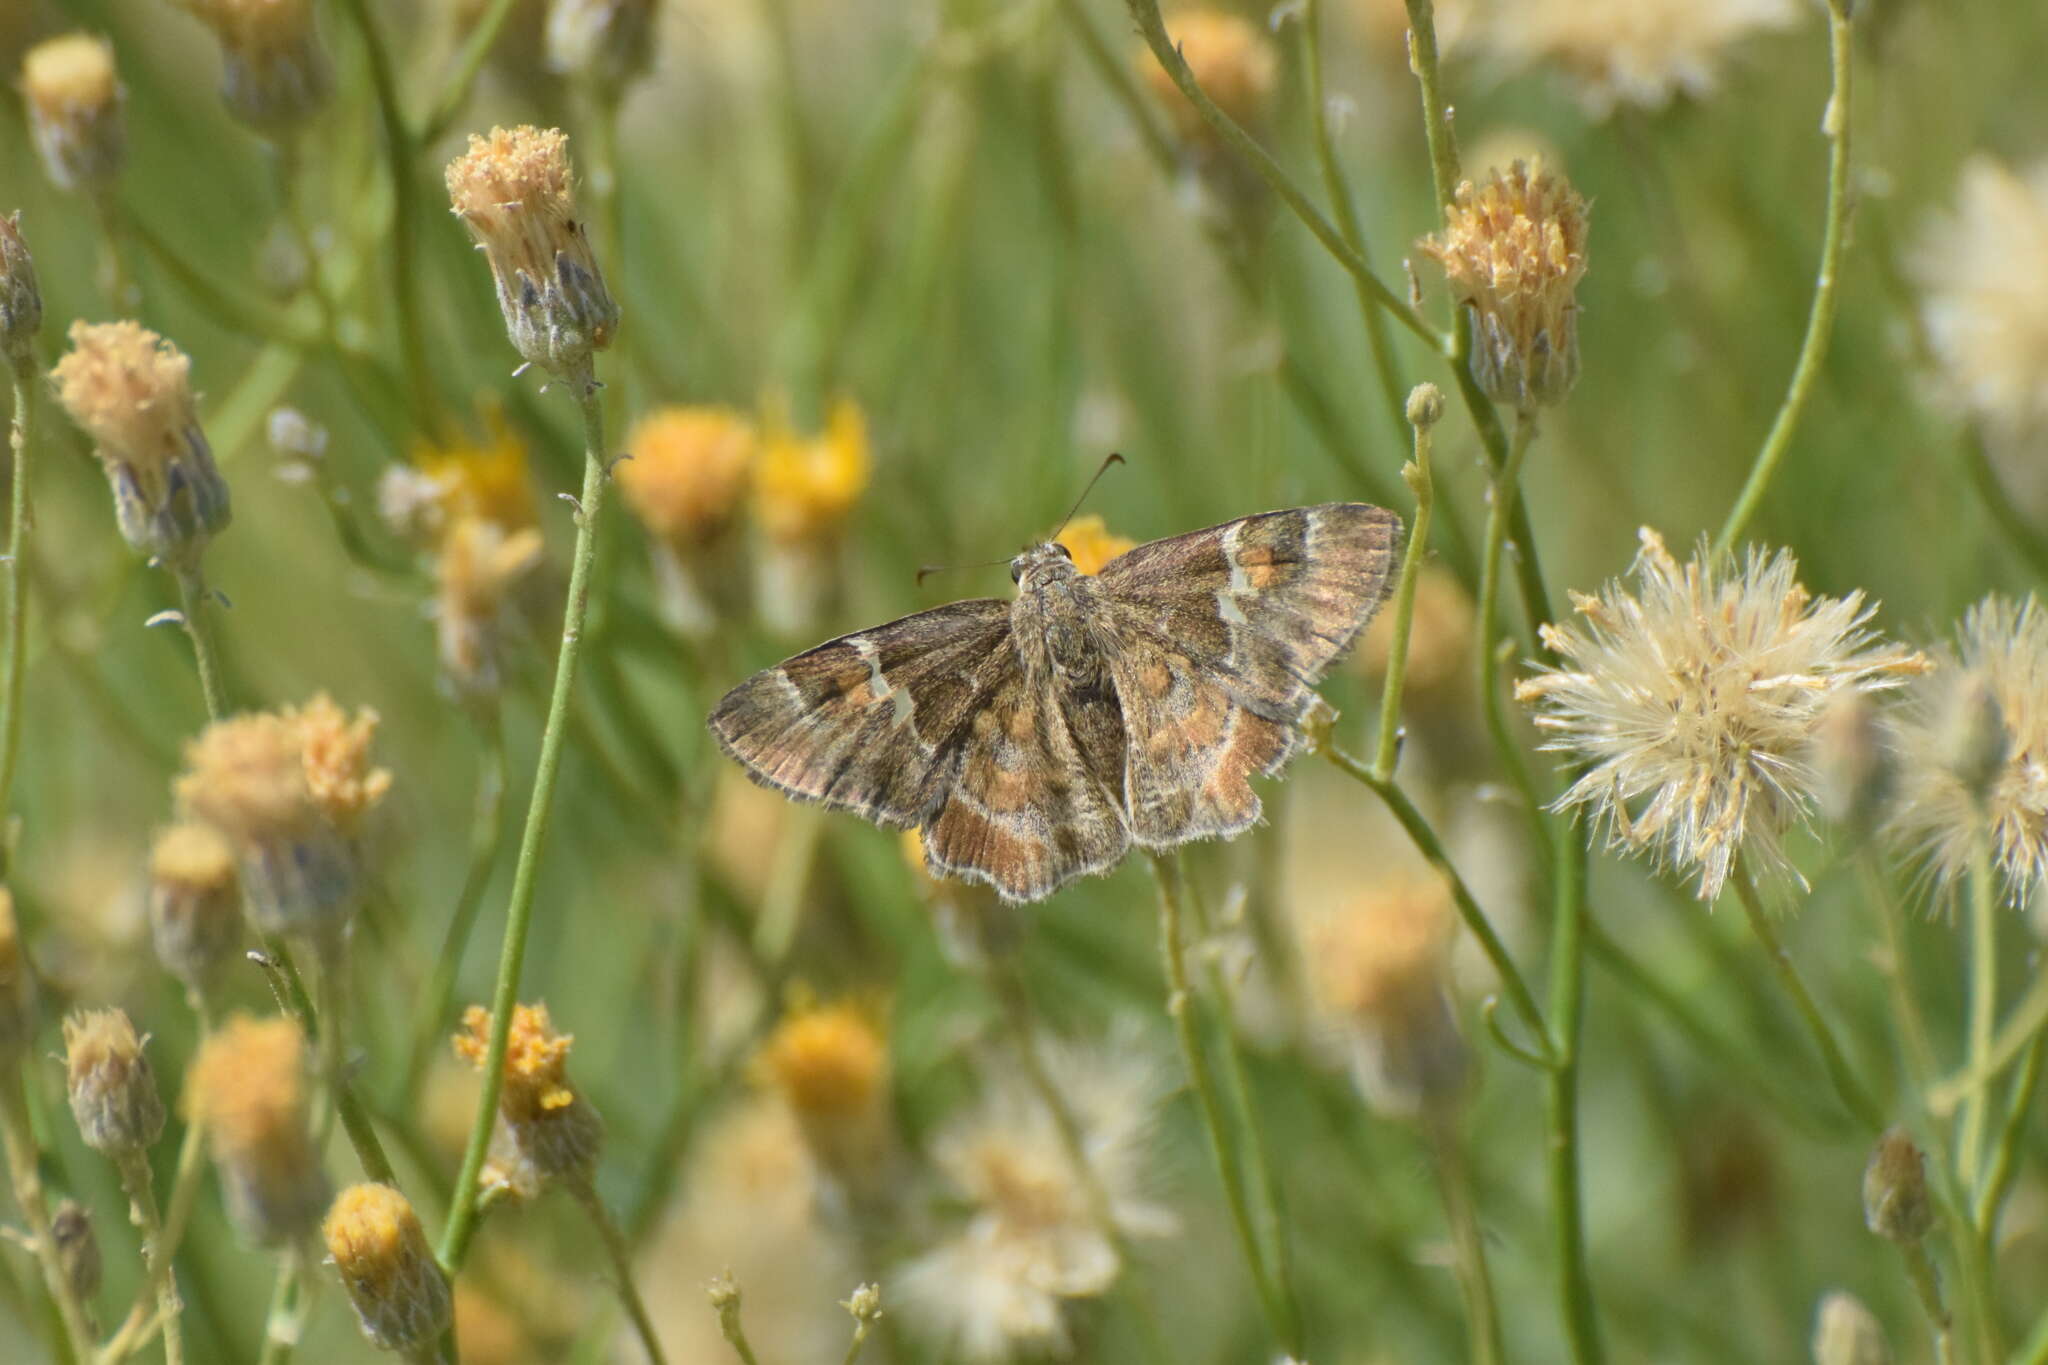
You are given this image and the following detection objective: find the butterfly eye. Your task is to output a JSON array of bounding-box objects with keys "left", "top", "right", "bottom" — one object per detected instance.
[
  {"left": 1053, "top": 542, "right": 1073, "bottom": 560},
  {"left": 1009, "top": 560, "right": 1024, "bottom": 584}
]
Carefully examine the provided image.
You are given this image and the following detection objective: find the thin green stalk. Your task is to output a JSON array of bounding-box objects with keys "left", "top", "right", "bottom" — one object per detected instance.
[
  {"left": 1148, "top": 852, "right": 1298, "bottom": 1358},
  {"left": 1896, "top": 1241, "right": 1957, "bottom": 1365},
  {"left": 337, "top": 0, "right": 433, "bottom": 424},
  {"left": 1712, "top": 0, "right": 1855, "bottom": 556},
  {"left": 1959, "top": 830, "right": 1999, "bottom": 1193},
  {"left": 174, "top": 568, "right": 230, "bottom": 721},
  {"left": 90, "top": 192, "right": 135, "bottom": 310},
  {"left": 1477, "top": 411, "right": 1556, "bottom": 863},
  {"left": 259, "top": 939, "right": 398, "bottom": 1186},
  {"left": 1864, "top": 851, "right": 1941, "bottom": 1092},
  {"left": 1729, "top": 862, "right": 1885, "bottom": 1133},
  {"left": 1975, "top": 1034, "right": 2044, "bottom": 1243},
  {"left": 1372, "top": 402, "right": 1435, "bottom": 781},
  {"left": 0, "top": 363, "right": 36, "bottom": 878},
  {"left": 438, "top": 380, "right": 613, "bottom": 1273},
  {"left": 1928, "top": 964, "right": 2048, "bottom": 1118},
  {"left": 570, "top": 1179, "right": 668, "bottom": 1365},
  {"left": 0, "top": 1075, "right": 95, "bottom": 1363},
  {"left": 1322, "top": 745, "right": 1552, "bottom": 1058},
  {"left": 1402, "top": 1, "right": 1462, "bottom": 212},
  {"left": 1122, "top": 0, "right": 1437, "bottom": 347},
  {"left": 422, "top": 0, "right": 521, "bottom": 143},
  {"left": 401, "top": 709, "right": 508, "bottom": 1105},
  {"left": 111, "top": 1150, "right": 183, "bottom": 1365},
  {"left": 254, "top": 1245, "right": 310, "bottom": 1365},
  {"left": 1428, "top": 1119, "right": 1504, "bottom": 1365},
  {"left": 1543, "top": 829, "right": 1602, "bottom": 1365}
]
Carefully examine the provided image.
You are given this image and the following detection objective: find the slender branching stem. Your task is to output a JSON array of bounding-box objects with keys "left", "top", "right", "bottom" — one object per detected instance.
[
  {"left": 1928, "top": 961, "right": 2048, "bottom": 1118},
  {"left": 1712, "top": 0, "right": 1855, "bottom": 556},
  {"left": 1976, "top": 1034, "right": 2044, "bottom": 1244},
  {"left": 174, "top": 568, "right": 230, "bottom": 721},
  {"left": 1122, "top": 0, "right": 1437, "bottom": 347},
  {"left": 1958, "top": 830, "right": 1999, "bottom": 1193},
  {"left": 1428, "top": 1117, "right": 1503, "bottom": 1365},
  {"left": 1729, "top": 862, "right": 1885, "bottom": 1133},
  {"left": 570, "top": 1179, "right": 668, "bottom": 1365},
  {"left": 1543, "top": 827, "right": 1601, "bottom": 1364},
  {"left": 1896, "top": 1240, "right": 1957, "bottom": 1365},
  {"left": 0, "top": 1072, "right": 96, "bottom": 1363},
  {"left": 1372, "top": 407, "right": 1435, "bottom": 782},
  {"left": 0, "top": 363, "right": 36, "bottom": 878},
  {"left": 1477, "top": 411, "right": 1557, "bottom": 865},
  {"left": 1148, "top": 852, "right": 1299, "bottom": 1358},
  {"left": 1863, "top": 852, "right": 1941, "bottom": 1092},
  {"left": 1322, "top": 745, "right": 1552, "bottom": 1060},
  {"left": 439, "top": 378, "right": 613, "bottom": 1273},
  {"left": 112, "top": 1150, "right": 183, "bottom": 1365},
  {"left": 1401, "top": 1, "right": 1461, "bottom": 212}
]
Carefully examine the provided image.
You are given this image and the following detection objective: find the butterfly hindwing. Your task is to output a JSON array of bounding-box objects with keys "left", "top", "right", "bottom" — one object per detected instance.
[{"left": 706, "top": 598, "right": 1012, "bottom": 826}]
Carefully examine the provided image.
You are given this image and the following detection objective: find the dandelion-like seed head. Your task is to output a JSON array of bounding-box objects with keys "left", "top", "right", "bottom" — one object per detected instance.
[
  {"left": 1419, "top": 159, "right": 1589, "bottom": 410},
  {"left": 289, "top": 692, "right": 392, "bottom": 834},
  {"left": 1135, "top": 9, "right": 1278, "bottom": 143},
  {"left": 544, "top": 0, "right": 656, "bottom": 83},
  {"left": 0, "top": 214, "right": 43, "bottom": 367},
  {"left": 454, "top": 1002, "right": 604, "bottom": 1189},
  {"left": 148, "top": 822, "right": 243, "bottom": 994},
  {"left": 175, "top": 711, "right": 357, "bottom": 939},
  {"left": 22, "top": 33, "right": 126, "bottom": 191},
  {"left": 618, "top": 405, "right": 758, "bottom": 548},
  {"left": 1053, "top": 516, "right": 1134, "bottom": 577},
  {"left": 62, "top": 1007, "right": 164, "bottom": 1153},
  {"left": 52, "top": 321, "right": 231, "bottom": 569},
  {"left": 1887, "top": 596, "right": 2048, "bottom": 906},
  {"left": 1516, "top": 529, "right": 1930, "bottom": 902},
  {"left": 436, "top": 515, "right": 546, "bottom": 695},
  {"left": 446, "top": 125, "right": 617, "bottom": 387},
  {"left": 188, "top": 1013, "right": 328, "bottom": 1245},
  {"left": 1479, "top": 0, "right": 1802, "bottom": 116},
  {"left": 324, "top": 1183, "right": 453, "bottom": 1353},
  {"left": 178, "top": 0, "right": 333, "bottom": 132}
]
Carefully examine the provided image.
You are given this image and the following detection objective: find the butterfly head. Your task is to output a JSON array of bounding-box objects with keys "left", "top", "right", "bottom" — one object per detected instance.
[{"left": 1009, "top": 540, "right": 1077, "bottom": 590}]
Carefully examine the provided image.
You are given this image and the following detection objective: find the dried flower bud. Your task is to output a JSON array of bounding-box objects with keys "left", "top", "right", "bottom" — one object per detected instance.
[
  {"left": 51, "top": 321, "right": 231, "bottom": 570},
  {"left": 51, "top": 1200, "right": 101, "bottom": 1307},
  {"left": 437, "top": 516, "right": 546, "bottom": 694},
  {"left": 1135, "top": 9, "right": 1278, "bottom": 142},
  {"left": 324, "top": 1183, "right": 453, "bottom": 1353},
  {"left": 188, "top": 1014, "right": 328, "bottom": 1245},
  {"left": 1406, "top": 382, "right": 1446, "bottom": 430},
  {"left": 1862, "top": 1127, "right": 1932, "bottom": 1244},
  {"left": 1310, "top": 881, "right": 1468, "bottom": 1117},
  {"left": 0, "top": 887, "right": 33, "bottom": 1062},
  {"left": 545, "top": 0, "right": 656, "bottom": 83},
  {"left": 454, "top": 1003, "right": 603, "bottom": 1192},
  {"left": 62, "top": 1008, "right": 165, "bottom": 1153},
  {"left": 291, "top": 693, "right": 392, "bottom": 834},
  {"left": 178, "top": 0, "right": 334, "bottom": 134},
  {"left": 759, "top": 999, "right": 891, "bottom": 1193},
  {"left": 175, "top": 712, "right": 356, "bottom": 941},
  {"left": 446, "top": 126, "right": 617, "bottom": 386},
  {"left": 1812, "top": 693, "right": 1891, "bottom": 834},
  {"left": 22, "top": 34, "right": 126, "bottom": 192},
  {"left": 149, "top": 823, "right": 244, "bottom": 994},
  {"left": 1812, "top": 1291, "right": 1891, "bottom": 1365},
  {"left": 1419, "top": 160, "right": 1590, "bottom": 410},
  {"left": 0, "top": 214, "right": 43, "bottom": 368}
]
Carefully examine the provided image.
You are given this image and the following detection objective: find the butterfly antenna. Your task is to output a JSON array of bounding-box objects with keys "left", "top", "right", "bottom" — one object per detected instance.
[
  {"left": 1050, "top": 452, "right": 1126, "bottom": 541},
  {"left": 915, "top": 556, "right": 1009, "bottom": 587}
]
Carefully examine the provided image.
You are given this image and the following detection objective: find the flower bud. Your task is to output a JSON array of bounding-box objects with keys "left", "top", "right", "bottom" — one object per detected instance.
[
  {"left": 51, "top": 1199, "right": 101, "bottom": 1308},
  {"left": 180, "top": 0, "right": 334, "bottom": 134},
  {"left": 446, "top": 126, "right": 617, "bottom": 386},
  {"left": 22, "top": 34, "right": 126, "bottom": 192},
  {"left": 1405, "top": 382, "right": 1446, "bottom": 430},
  {"left": 188, "top": 1014, "right": 329, "bottom": 1246},
  {"left": 453, "top": 1003, "right": 604, "bottom": 1194},
  {"left": 324, "top": 1183, "right": 453, "bottom": 1354},
  {"left": 1419, "top": 160, "right": 1590, "bottom": 410},
  {"left": 63, "top": 1008, "right": 165, "bottom": 1153},
  {"left": 50, "top": 321, "right": 231, "bottom": 570},
  {"left": 1862, "top": 1127, "right": 1932, "bottom": 1244},
  {"left": 0, "top": 214, "right": 43, "bottom": 369},
  {"left": 149, "top": 823, "right": 244, "bottom": 995},
  {"left": 1812, "top": 1291, "right": 1891, "bottom": 1365}
]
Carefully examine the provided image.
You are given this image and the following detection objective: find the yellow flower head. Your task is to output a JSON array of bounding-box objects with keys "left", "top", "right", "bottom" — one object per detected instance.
[
  {"left": 1309, "top": 881, "right": 1455, "bottom": 1028},
  {"left": 414, "top": 403, "right": 538, "bottom": 533},
  {"left": 759, "top": 997, "right": 887, "bottom": 1121},
  {"left": 755, "top": 399, "right": 871, "bottom": 544},
  {"left": 618, "top": 405, "right": 758, "bottom": 546},
  {"left": 188, "top": 1014, "right": 328, "bottom": 1245},
  {"left": 324, "top": 1183, "right": 452, "bottom": 1353},
  {"left": 1136, "top": 9, "right": 1278, "bottom": 141},
  {"left": 455, "top": 1002, "right": 604, "bottom": 1189},
  {"left": 1054, "top": 516, "right": 1135, "bottom": 577},
  {"left": 22, "top": 33, "right": 125, "bottom": 190}
]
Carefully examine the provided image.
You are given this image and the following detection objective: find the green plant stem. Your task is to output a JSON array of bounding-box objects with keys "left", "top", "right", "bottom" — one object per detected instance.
[
  {"left": 337, "top": 0, "right": 433, "bottom": 424},
  {"left": 0, "top": 1073, "right": 95, "bottom": 1364},
  {"left": 1402, "top": 1, "right": 1462, "bottom": 211},
  {"left": 1121, "top": 0, "right": 1436, "bottom": 348},
  {"left": 258, "top": 939, "right": 397, "bottom": 1186},
  {"left": 1729, "top": 862, "right": 1885, "bottom": 1133},
  {"left": 1300, "top": 0, "right": 1407, "bottom": 438},
  {"left": 1897, "top": 1241, "right": 1957, "bottom": 1365},
  {"left": 1976, "top": 1034, "right": 2044, "bottom": 1244},
  {"left": 1372, "top": 409, "right": 1435, "bottom": 780},
  {"left": 1543, "top": 827, "right": 1602, "bottom": 1365},
  {"left": 1712, "top": 0, "right": 1854, "bottom": 556},
  {"left": 1428, "top": 1118, "right": 1504, "bottom": 1365},
  {"left": 1148, "top": 852, "right": 1298, "bottom": 1359},
  {"left": 422, "top": 0, "right": 521, "bottom": 143},
  {"left": 111, "top": 1150, "right": 183, "bottom": 1365},
  {"left": 174, "top": 568, "right": 230, "bottom": 721},
  {"left": 1322, "top": 746, "right": 1551, "bottom": 1057},
  {"left": 254, "top": 1246, "right": 309, "bottom": 1365},
  {"left": 1959, "top": 831, "right": 1999, "bottom": 1193},
  {"left": 0, "top": 363, "right": 36, "bottom": 878},
  {"left": 1958, "top": 430, "right": 2048, "bottom": 581},
  {"left": 438, "top": 379, "right": 613, "bottom": 1273},
  {"left": 1477, "top": 411, "right": 1556, "bottom": 862},
  {"left": 569, "top": 1179, "right": 668, "bottom": 1365},
  {"left": 401, "top": 709, "right": 508, "bottom": 1105},
  {"left": 1928, "top": 962, "right": 2048, "bottom": 1118},
  {"left": 1863, "top": 852, "right": 1941, "bottom": 1092}
]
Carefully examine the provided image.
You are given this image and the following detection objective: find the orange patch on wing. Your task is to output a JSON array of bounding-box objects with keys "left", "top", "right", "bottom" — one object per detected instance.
[
  {"left": 1182, "top": 688, "right": 1228, "bottom": 748},
  {"left": 1139, "top": 661, "right": 1172, "bottom": 698}
]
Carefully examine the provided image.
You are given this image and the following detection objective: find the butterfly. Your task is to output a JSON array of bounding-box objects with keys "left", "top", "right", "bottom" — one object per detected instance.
[{"left": 708, "top": 503, "right": 1403, "bottom": 902}]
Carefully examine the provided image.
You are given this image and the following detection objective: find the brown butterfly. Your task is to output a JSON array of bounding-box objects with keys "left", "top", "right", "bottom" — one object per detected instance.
[{"left": 707, "top": 503, "right": 1403, "bottom": 902}]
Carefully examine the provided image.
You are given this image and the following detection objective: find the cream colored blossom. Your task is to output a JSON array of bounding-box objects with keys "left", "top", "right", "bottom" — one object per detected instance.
[{"left": 1479, "top": 0, "right": 1802, "bottom": 116}]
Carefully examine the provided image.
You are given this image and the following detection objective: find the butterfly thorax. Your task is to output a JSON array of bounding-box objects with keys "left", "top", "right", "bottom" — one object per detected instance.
[{"left": 1008, "top": 543, "right": 1109, "bottom": 684}]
